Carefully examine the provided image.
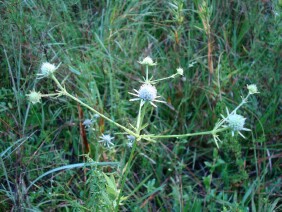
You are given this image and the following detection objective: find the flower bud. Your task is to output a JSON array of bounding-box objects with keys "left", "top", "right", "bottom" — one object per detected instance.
[
  {"left": 247, "top": 84, "right": 259, "bottom": 95},
  {"left": 138, "top": 56, "right": 157, "bottom": 66},
  {"left": 176, "top": 67, "right": 184, "bottom": 76},
  {"left": 37, "top": 62, "right": 59, "bottom": 79}
]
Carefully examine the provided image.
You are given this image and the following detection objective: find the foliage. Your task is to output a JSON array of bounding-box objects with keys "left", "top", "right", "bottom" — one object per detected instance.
[{"left": 0, "top": 0, "right": 281, "bottom": 211}]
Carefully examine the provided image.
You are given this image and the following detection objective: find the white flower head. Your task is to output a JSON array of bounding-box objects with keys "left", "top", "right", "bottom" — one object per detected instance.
[
  {"left": 221, "top": 109, "right": 251, "bottom": 138},
  {"left": 176, "top": 67, "right": 184, "bottom": 76},
  {"left": 82, "top": 119, "right": 93, "bottom": 128},
  {"left": 26, "top": 90, "right": 42, "bottom": 104},
  {"left": 247, "top": 84, "right": 259, "bottom": 95},
  {"left": 37, "top": 62, "right": 60, "bottom": 79},
  {"left": 127, "top": 135, "right": 135, "bottom": 148},
  {"left": 129, "top": 83, "right": 166, "bottom": 107},
  {"left": 138, "top": 56, "right": 157, "bottom": 66},
  {"left": 127, "top": 142, "right": 133, "bottom": 148},
  {"left": 98, "top": 134, "right": 114, "bottom": 148},
  {"left": 127, "top": 135, "right": 136, "bottom": 142}
]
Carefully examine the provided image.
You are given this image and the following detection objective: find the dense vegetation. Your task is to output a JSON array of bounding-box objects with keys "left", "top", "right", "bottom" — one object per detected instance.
[{"left": 0, "top": 0, "right": 281, "bottom": 211}]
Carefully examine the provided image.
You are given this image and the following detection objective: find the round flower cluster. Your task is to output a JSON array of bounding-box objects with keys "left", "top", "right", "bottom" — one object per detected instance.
[
  {"left": 247, "top": 84, "right": 259, "bottom": 95},
  {"left": 37, "top": 62, "right": 58, "bottom": 79},
  {"left": 225, "top": 112, "right": 250, "bottom": 137},
  {"left": 226, "top": 114, "right": 246, "bottom": 132},
  {"left": 138, "top": 84, "right": 157, "bottom": 101},
  {"left": 176, "top": 67, "right": 184, "bottom": 76},
  {"left": 26, "top": 90, "right": 42, "bottom": 104},
  {"left": 138, "top": 56, "right": 157, "bottom": 66},
  {"left": 129, "top": 84, "right": 165, "bottom": 107}
]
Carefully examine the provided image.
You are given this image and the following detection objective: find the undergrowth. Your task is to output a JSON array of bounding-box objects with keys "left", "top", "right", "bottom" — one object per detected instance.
[{"left": 0, "top": 0, "right": 281, "bottom": 211}]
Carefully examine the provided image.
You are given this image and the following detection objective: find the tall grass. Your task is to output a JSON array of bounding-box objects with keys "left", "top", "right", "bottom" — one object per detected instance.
[{"left": 0, "top": 0, "right": 281, "bottom": 211}]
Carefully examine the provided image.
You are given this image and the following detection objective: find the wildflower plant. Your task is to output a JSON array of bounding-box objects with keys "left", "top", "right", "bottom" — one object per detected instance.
[{"left": 27, "top": 56, "right": 259, "bottom": 210}]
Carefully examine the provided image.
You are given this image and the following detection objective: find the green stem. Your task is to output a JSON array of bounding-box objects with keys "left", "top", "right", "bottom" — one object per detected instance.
[
  {"left": 115, "top": 100, "right": 143, "bottom": 210},
  {"left": 136, "top": 100, "right": 143, "bottom": 131},
  {"left": 115, "top": 137, "right": 137, "bottom": 210},
  {"left": 145, "top": 65, "right": 149, "bottom": 82},
  {"left": 213, "top": 93, "right": 251, "bottom": 130},
  {"left": 41, "top": 93, "right": 61, "bottom": 97},
  {"left": 51, "top": 75, "right": 138, "bottom": 138},
  {"left": 141, "top": 127, "right": 228, "bottom": 139},
  {"left": 232, "top": 94, "right": 250, "bottom": 114},
  {"left": 151, "top": 74, "right": 177, "bottom": 83}
]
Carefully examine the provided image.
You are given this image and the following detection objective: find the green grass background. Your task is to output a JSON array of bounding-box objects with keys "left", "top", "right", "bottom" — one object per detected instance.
[{"left": 0, "top": 0, "right": 281, "bottom": 211}]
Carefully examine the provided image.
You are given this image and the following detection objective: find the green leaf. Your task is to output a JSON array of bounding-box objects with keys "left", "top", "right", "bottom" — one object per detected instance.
[{"left": 69, "top": 66, "right": 81, "bottom": 75}]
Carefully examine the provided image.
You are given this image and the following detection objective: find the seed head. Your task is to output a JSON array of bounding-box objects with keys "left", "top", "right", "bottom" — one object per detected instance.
[
  {"left": 138, "top": 56, "right": 157, "bottom": 66},
  {"left": 26, "top": 90, "right": 42, "bottom": 104}
]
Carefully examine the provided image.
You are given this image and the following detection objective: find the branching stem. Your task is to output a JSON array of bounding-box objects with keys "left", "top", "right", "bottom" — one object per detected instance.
[{"left": 51, "top": 74, "right": 139, "bottom": 138}]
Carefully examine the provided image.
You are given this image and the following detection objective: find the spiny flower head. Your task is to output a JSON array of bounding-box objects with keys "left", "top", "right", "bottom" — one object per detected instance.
[
  {"left": 226, "top": 113, "right": 246, "bottom": 132},
  {"left": 26, "top": 90, "right": 42, "bottom": 104},
  {"left": 247, "top": 84, "right": 259, "bottom": 95},
  {"left": 129, "top": 83, "right": 165, "bottom": 107},
  {"left": 138, "top": 56, "right": 157, "bottom": 66},
  {"left": 37, "top": 62, "right": 59, "bottom": 79},
  {"left": 82, "top": 119, "right": 93, "bottom": 128},
  {"left": 98, "top": 134, "right": 114, "bottom": 148},
  {"left": 221, "top": 109, "right": 251, "bottom": 138},
  {"left": 138, "top": 84, "right": 157, "bottom": 101}
]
